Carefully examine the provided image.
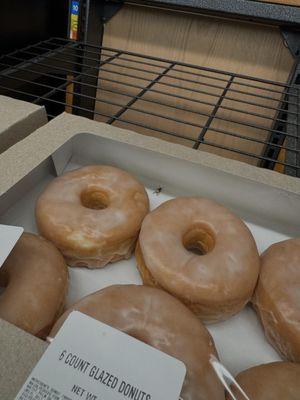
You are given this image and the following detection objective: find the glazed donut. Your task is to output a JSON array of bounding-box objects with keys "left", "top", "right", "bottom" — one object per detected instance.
[
  {"left": 0, "top": 232, "right": 68, "bottom": 338},
  {"left": 136, "top": 197, "right": 260, "bottom": 322},
  {"left": 50, "top": 285, "right": 225, "bottom": 400},
  {"left": 36, "top": 165, "right": 149, "bottom": 268},
  {"left": 253, "top": 238, "right": 300, "bottom": 362},
  {"left": 227, "top": 362, "right": 300, "bottom": 399}
]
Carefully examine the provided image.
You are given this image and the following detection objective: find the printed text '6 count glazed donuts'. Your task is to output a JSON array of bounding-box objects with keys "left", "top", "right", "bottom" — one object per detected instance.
[{"left": 50, "top": 285, "right": 225, "bottom": 400}]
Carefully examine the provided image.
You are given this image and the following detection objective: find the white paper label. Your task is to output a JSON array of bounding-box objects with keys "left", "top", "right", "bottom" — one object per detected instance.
[
  {"left": 0, "top": 224, "right": 23, "bottom": 268},
  {"left": 16, "top": 311, "right": 186, "bottom": 400}
]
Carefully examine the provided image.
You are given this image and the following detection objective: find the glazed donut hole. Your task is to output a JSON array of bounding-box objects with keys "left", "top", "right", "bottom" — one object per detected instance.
[
  {"left": 80, "top": 187, "right": 109, "bottom": 210},
  {"left": 36, "top": 166, "right": 150, "bottom": 268},
  {"left": 182, "top": 224, "right": 215, "bottom": 256},
  {"left": 137, "top": 197, "right": 260, "bottom": 322}
]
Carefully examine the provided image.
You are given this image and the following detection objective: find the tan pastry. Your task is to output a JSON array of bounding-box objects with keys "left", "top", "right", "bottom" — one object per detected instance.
[
  {"left": 136, "top": 197, "right": 260, "bottom": 322},
  {"left": 50, "top": 284, "right": 225, "bottom": 400},
  {"left": 0, "top": 232, "right": 68, "bottom": 338},
  {"left": 36, "top": 165, "right": 149, "bottom": 268},
  {"left": 227, "top": 362, "right": 300, "bottom": 399},
  {"left": 253, "top": 238, "right": 300, "bottom": 362}
]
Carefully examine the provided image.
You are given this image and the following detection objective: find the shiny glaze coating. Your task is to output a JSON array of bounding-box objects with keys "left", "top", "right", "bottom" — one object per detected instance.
[
  {"left": 137, "top": 197, "right": 260, "bottom": 322},
  {"left": 36, "top": 165, "right": 149, "bottom": 268},
  {"left": 227, "top": 362, "right": 300, "bottom": 399},
  {"left": 50, "top": 284, "right": 225, "bottom": 400},
  {"left": 0, "top": 232, "right": 68, "bottom": 338},
  {"left": 253, "top": 238, "right": 300, "bottom": 361}
]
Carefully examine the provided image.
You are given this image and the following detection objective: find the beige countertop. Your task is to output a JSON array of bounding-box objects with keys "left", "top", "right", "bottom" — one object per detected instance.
[{"left": 0, "top": 95, "right": 47, "bottom": 154}]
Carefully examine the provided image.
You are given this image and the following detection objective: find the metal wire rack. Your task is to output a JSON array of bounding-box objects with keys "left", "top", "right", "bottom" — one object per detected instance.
[{"left": 0, "top": 37, "right": 299, "bottom": 176}]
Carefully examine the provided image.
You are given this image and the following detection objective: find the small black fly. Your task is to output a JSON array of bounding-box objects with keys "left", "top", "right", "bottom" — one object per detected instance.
[{"left": 153, "top": 186, "right": 163, "bottom": 195}]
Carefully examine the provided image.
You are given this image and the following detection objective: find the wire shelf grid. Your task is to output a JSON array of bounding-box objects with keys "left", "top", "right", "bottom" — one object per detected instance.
[{"left": 0, "top": 37, "right": 299, "bottom": 176}]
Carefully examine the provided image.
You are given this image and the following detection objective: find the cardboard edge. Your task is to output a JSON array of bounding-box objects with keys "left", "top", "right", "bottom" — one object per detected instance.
[
  {"left": 0, "top": 104, "right": 48, "bottom": 154},
  {"left": 0, "top": 112, "right": 299, "bottom": 197},
  {"left": 0, "top": 319, "right": 47, "bottom": 399}
]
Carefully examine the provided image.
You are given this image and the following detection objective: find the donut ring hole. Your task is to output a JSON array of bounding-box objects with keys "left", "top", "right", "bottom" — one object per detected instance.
[
  {"left": 80, "top": 188, "right": 109, "bottom": 210},
  {"left": 183, "top": 225, "right": 215, "bottom": 256}
]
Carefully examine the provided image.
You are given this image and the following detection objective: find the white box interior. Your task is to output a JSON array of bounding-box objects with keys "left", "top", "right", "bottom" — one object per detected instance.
[{"left": 1, "top": 132, "right": 299, "bottom": 377}]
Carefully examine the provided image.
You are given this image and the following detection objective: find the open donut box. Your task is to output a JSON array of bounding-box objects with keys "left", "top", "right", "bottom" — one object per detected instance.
[{"left": 1, "top": 111, "right": 300, "bottom": 398}]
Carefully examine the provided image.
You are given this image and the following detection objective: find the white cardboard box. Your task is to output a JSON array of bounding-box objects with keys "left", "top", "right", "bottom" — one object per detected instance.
[{"left": 0, "top": 112, "right": 300, "bottom": 399}]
